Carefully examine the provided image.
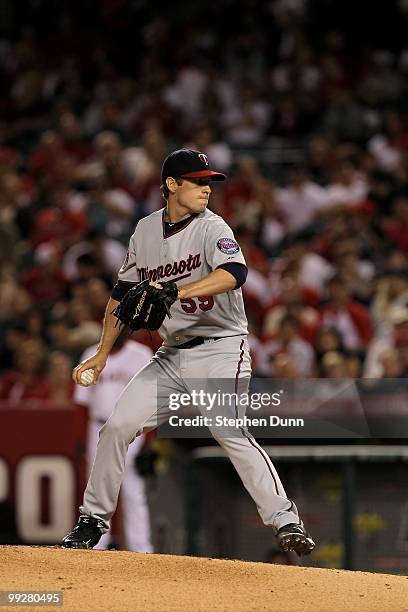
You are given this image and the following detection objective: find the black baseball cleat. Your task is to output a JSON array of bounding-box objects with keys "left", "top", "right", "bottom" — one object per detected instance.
[
  {"left": 276, "top": 523, "right": 315, "bottom": 556},
  {"left": 61, "top": 515, "right": 104, "bottom": 549}
]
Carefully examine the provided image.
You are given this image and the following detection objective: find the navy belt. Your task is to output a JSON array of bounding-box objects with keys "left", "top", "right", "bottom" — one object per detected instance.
[{"left": 176, "top": 336, "right": 217, "bottom": 349}]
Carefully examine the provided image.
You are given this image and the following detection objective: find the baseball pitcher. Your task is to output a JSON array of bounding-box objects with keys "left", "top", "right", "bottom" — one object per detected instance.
[{"left": 62, "top": 149, "right": 315, "bottom": 556}]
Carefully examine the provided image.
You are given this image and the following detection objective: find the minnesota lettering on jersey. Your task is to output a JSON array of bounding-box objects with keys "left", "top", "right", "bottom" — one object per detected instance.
[{"left": 137, "top": 253, "right": 201, "bottom": 283}]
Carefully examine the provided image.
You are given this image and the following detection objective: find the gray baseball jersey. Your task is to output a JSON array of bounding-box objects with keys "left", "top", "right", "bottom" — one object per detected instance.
[{"left": 117, "top": 208, "right": 248, "bottom": 345}]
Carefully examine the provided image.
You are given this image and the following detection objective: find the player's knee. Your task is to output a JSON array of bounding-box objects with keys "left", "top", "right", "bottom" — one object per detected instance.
[{"left": 102, "top": 413, "right": 140, "bottom": 440}]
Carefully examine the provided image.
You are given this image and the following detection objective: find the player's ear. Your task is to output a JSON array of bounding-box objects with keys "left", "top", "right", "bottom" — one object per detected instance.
[{"left": 166, "top": 177, "right": 178, "bottom": 194}]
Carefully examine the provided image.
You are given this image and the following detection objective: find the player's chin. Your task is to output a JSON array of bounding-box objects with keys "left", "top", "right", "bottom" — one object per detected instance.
[{"left": 196, "top": 200, "right": 209, "bottom": 212}]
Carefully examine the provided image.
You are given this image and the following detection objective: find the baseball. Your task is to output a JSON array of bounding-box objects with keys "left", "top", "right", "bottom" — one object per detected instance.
[{"left": 80, "top": 368, "right": 95, "bottom": 386}]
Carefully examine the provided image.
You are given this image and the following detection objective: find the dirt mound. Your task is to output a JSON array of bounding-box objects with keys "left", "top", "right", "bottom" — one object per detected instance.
[{"left": 1, "top": 546, "right": 407, "bottom": 611}]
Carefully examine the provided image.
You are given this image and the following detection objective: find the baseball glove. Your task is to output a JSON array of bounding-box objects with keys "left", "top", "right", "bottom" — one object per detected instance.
[{"left": 112, "top": 280, "right": 178, "bottom": 331}]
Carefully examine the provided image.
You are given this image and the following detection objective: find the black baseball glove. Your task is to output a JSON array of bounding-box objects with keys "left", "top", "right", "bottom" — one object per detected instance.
[{"left": 112, "top": 280, "right": 178, "bottom": 331}]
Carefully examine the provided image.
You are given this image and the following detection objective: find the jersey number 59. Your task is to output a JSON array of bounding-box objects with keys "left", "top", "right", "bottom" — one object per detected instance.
[{"left": 180, "top": 296, "right": 214, "bottom": 313}]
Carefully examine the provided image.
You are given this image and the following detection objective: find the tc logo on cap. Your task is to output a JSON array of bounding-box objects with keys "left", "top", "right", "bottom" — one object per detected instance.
[
  {"left": 198, "top": 153, "right": 209, "bottom": 165},
  {"left": 161, "top": 148, "right": 226, "bottom": 182}
]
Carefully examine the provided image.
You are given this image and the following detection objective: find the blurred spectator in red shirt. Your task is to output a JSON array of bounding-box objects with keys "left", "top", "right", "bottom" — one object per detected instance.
[
  {"left": 29, "top": 187, "right": 88, "bottom": 248},
  {"left": 46, "top": 351, "right": 75, "bottom": 405},
  {"left": 0, "top": 338, "right": 50, "bottom": 401},
  {"left": 28, "top": 130, "right": 65, "bottom": 184},
  {"left": 263, "top": 314, "right": 315, "bottom": 376},
  {"left": 20, "top": 244, "right": 68, "bottom": 307},
  {"left": 263, "top": 269, "right": 320, "bottom": 341},
  {"left": 0, "top": 266, "right": 31, "bottom": 323},
  {"left": 320, "top": 275, "right": 373, "bottom": 350},
  {"left": 220, "top": 155, "right": 264, "bottom": 223}
]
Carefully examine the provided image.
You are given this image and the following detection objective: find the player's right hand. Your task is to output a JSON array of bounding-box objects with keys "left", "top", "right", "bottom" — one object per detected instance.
[{"left": 72, "top": 353, "right": 107, "bottom": 385}]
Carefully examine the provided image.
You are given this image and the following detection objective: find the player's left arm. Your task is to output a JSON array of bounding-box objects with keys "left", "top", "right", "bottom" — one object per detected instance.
[{"left": 178, "top": 267, "right": 244, "bottom": 299}]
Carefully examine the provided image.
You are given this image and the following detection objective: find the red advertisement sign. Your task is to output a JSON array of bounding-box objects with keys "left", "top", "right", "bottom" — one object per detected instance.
[{"left": 0, "top": 402, "right": 88, "bottom": 544}]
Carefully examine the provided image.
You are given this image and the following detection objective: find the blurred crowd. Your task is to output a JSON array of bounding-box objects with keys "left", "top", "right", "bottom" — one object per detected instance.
[{"left": 0, "top": 1, "right": 407, "bottom": 404}]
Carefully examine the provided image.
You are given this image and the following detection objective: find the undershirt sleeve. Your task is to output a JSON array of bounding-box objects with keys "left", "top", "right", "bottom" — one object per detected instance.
[
  {"left": 111, "top": 280, "right": 138, "bottom": 301},
  {"left": 216, "top": 262, "right": 248, "bottom": 289}
]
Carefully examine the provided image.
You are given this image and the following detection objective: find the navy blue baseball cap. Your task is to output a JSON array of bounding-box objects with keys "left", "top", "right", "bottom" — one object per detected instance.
[{"left": 161, "top": 149, "right": 226, "bottom": 183}]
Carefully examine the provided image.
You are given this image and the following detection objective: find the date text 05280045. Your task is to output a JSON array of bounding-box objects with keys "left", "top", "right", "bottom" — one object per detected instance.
[{"left": 0, "top": 592, "right": 63, "bottom": 606}]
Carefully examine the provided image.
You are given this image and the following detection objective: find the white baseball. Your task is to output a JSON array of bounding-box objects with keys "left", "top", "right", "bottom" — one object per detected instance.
[{"left": 80, "top": 368, "right": 95, "bottom": 386}]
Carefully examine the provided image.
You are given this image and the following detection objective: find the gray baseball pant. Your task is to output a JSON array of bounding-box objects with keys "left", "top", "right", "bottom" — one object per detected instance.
[{"left": 80, "top": 336, "right": 301, "bottom": 532}]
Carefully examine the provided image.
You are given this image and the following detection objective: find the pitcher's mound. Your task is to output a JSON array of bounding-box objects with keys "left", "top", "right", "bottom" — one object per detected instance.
[{"left": 1, "top": 546, "right": 407, "bottom": 611}]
